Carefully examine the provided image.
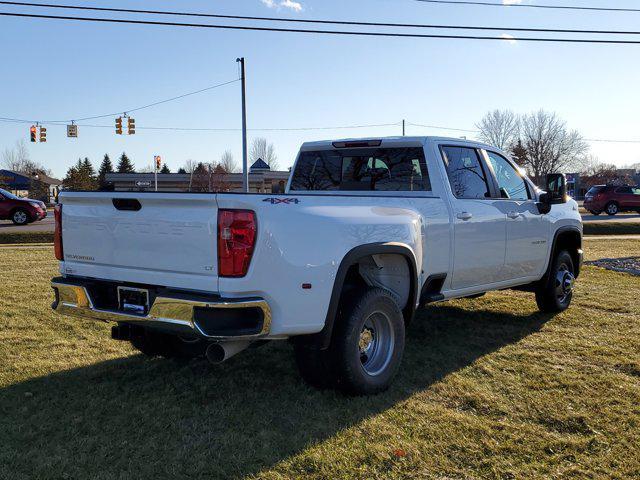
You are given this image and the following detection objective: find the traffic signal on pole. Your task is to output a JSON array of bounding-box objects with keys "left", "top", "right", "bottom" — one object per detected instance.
[
  {"left": 30, "top": 125, "right": 37, "bottom": 142},
  {"left": 155, "top": 156, "right": 161, "bottom": 170},
  {"left": 127, "top": 117, "right": 136, "bottom": 135},
  {"left": 39, "top": 126, "right": 47, "bottom": 143},
  {"left": 115, "top": 117, "right": 123, "bottom": 135}
]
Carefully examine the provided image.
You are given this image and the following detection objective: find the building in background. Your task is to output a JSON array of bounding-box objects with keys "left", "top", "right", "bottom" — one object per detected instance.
[
  {"left": 105, "top": 159, "right": 290, "bottom": 194},
  {"left": 567, "top": 168, "right": 640, "bottom": 199},
  {"left": 0, "top": 169, "right": 62, "bottom": 203}
]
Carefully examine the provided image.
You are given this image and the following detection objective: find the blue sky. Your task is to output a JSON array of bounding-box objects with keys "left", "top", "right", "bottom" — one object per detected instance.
[{"left": 1, "top": 0, "right": 639, "bottom": 178}]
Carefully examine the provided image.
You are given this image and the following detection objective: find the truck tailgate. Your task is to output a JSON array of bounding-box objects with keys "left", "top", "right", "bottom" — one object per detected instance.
[{"left": 60, "top": 192, "right": 219, "bottom": 292}]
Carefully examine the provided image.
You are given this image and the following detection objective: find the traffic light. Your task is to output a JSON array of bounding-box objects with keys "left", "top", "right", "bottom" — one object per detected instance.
[
  {"left": 39, "top": 126, "right": 47, "bottom": 143},
  {"left": 155, "top": 156, "right": 162, "bottom": 170},
  {"left": 30, "top": 125, "right": 37, "bottom": 142},
  {"left": 127, "top": 117, "right": 136, "bottom": 135},
  {"left": 115, "top": 117, "right": 123, "bottom": 135}
]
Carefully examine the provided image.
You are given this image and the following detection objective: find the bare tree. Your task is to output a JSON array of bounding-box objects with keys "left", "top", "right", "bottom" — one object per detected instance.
[
  {"left": 520, "top": 110, "right": 589, "bottom": 184},
  {"left": 2, "top": 139, "right": 50, "bottom": 175},
  {"left": 476, "top": 110, "right": 520, "bottom": 151},
  {"left": 249, "top": 137, "right": 278, "bottom": 170},
  {"left": 219, "top": 150, "right": 238, "bottom": 173},
  {"left": 581, "top": 160, "right": 634, "bottom": 189},
  {"left": 182, "top": 159, "right": 197, "bottom": 174}
]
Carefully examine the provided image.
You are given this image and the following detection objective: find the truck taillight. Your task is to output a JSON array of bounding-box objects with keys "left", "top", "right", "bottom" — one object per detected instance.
[
  {"left": 54, "top": 204, "right": 63, "bottom": 261},
  {"left": 218, "top": 209, "right": 256, "bottom": 277}
]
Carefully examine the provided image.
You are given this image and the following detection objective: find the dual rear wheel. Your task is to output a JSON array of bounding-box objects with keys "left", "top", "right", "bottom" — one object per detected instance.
[{"left": 295, "top": 288, "right": 405, "bottom": 396}]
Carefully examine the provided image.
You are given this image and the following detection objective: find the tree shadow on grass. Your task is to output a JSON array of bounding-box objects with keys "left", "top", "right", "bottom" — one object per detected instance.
[{"left": 0, "top": 304, "right": 553, "bottom": 479}]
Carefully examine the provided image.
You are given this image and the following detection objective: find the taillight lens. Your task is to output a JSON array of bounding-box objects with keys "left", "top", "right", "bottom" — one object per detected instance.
[
  {"left": 218, "top": 209, "right": 256, "bottom": 277},
  {"left": 54, "top": 204, "right": 63, "bottom": 261}
]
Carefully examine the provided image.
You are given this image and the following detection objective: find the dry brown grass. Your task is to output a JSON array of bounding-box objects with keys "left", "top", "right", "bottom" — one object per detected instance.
[{"left": 1, "top": 243, "right": 639, "bottom": 479}]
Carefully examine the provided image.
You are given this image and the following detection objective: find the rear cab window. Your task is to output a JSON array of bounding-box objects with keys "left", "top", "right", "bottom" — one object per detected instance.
[{"left": 289, "top": 147, "right": 431, "bottom": 192}]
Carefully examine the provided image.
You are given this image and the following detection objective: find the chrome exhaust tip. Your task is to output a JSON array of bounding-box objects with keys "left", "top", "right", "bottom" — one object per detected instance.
[{"left": 206, "top": 340, "right": 251, "bottom": 364}]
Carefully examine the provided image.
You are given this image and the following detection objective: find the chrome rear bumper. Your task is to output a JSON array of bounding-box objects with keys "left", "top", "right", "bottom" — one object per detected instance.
[{"left": 51, "top": 279, "right": 271, "bottom": 340}]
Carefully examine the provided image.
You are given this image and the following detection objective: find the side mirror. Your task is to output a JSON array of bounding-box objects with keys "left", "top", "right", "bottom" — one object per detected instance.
[
  {"left": 545, "top": 173, "right": 568, "bottom": 204},
  {"left": 537, "top": 193, "right": 551, "bottom": 214},
  {"left": 536, "top": 174, "right": 567, "bottom": 214}
]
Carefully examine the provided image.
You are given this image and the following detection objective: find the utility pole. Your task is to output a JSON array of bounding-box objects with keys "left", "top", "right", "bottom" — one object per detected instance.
[
  {"left": 237, "top": 57, "right": 249, "bottom": 193},
  {"left": 402, "top": 119, "right": 405, "bottom": 136}
]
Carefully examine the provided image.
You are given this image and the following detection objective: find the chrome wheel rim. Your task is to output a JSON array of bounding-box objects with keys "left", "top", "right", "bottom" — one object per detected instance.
[
  {"left": 358, "top": 310, "right": 394, "bottom": 376},
  {"left": 14, "top": 211, "right": 27, "bottom": 224},
  {"left": 607, "top": 204, "right": 618, "bottom": 214},
  {"left": 555, "top": 263, "right": 575, "bottom": 304}
]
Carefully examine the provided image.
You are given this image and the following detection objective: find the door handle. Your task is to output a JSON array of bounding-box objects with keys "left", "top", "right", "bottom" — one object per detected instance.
[
  {"left": 456, "top": 212, "right": 473, "bottom": 221},
  {"left": 507, "top": 211, "right": 522, "bottom": 219}
]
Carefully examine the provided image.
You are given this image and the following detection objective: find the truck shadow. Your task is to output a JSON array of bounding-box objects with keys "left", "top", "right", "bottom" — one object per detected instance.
[{"left": 2, "top": 303, "right": 553, "bottom": 479}]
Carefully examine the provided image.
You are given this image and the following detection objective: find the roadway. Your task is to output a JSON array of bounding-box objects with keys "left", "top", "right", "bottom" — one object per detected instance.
[{"left": 0, "top": 216, "right": 55, "bottom": 233}]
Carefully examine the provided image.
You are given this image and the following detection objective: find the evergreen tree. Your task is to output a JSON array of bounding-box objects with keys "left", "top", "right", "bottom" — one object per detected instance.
[
  {"left": 510, "top": 140, "right": 529, "bottom": 169},
  {"left": 98, "top": 154, "right": 114, "bottom": 187},
  {"left": 117, "top": 152, "right": 135, "bottom": 173},
  {"left": 160, "top": 163, "right": 171, "bottom": 174},
  {"left": 177, "top": 168, "right": 187, "bottom": 174},
  {"left": 64, "top": 158, "right": 98, "bottom": 190}
]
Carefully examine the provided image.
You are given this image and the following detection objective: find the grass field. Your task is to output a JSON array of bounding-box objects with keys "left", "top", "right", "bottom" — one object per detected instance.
[{"left": 1, "top": 242, "right": 639, "bottom": 479}]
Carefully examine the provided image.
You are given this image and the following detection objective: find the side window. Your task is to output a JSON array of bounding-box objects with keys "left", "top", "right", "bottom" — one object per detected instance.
[
  {"left": 616, "top": 187, "right": 632, "bottom": 194},
  {"left": 441, "top": 146, "right": 490, "bottom": 199},
  {"left": 486, "top": 151, "right": 530, "bottom": 201},
  {"left": 632, "top": 187, "right": 640, "bottom": 195}
]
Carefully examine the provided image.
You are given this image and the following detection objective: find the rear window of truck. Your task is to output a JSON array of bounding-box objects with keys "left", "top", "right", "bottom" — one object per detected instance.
[{"left": 289, "top": 147, "right": 431, "bottom": 192}]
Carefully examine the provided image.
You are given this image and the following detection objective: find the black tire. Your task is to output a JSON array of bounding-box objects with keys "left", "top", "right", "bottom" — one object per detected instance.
[
  {"left": 11, "top": 208, "right": 30, "bottom": 225},
  {"left": 333, "top": 288, "right": 405, "bottom": 395},
  {"left": 535, "top": 250, "right": 576, "bottom": 313},
  {"left": 130, "top": 328, "right": 207, "bottom": 359},
  {"left": 588, "top": 210, "right": 601, "bottom": 216},
  {"left": 605, "top": 202, "right": 619, "bottom": 216}
]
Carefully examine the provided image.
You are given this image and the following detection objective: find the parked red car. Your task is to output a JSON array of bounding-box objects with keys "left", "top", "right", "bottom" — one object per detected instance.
[
  {"left": 583, "top": 185, "right": 640, "bottom": 216},
  {"left": 0, "top": 188, "right": 47, "bottom": 225}
]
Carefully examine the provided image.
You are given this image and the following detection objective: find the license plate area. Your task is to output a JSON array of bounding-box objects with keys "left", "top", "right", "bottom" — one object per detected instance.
[{"left": 117, "top": 286, "right": 150, "bottom": 315}]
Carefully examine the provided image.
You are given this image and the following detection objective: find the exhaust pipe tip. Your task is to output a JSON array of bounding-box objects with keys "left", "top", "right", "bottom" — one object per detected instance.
[
  {"left": 206, "top": 340, "right": 251, "bottom": 364},
  {"left": 205, "top": 343, "right": 226, "bottom": 364}
]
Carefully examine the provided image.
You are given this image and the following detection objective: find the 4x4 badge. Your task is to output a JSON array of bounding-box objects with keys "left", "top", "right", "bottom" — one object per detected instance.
[{"left": 263, "top": 198, "right": 300, "bottom": 205}]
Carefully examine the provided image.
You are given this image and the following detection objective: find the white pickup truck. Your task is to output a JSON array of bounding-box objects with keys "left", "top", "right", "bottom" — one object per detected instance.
[{"left": 52, "top": 136, "right": 583, "bottom": 394}]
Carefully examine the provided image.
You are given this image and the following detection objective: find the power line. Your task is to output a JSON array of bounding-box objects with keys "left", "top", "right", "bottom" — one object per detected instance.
[
  {"left": 415, "top": 0, "right": 640, "bottom": 13},
  {"left": 3, "top": 11, "right": 640, "bottom": 44},
  {"left": 406, "top": 122, "right": 640, "bottom": 144},
  {"left": 407, "top": 122, "right": 479, "bottom": 133},
  {"left": 2, "top": 116, "right": 639, "bottom": 143},
  {"left": 2, "top": 1, "right": 640, "bottom": 36},
  {"left": 0, "top": 79, "right": 239, "bottom": 124},
  {"left": 0, "top": 117, "right": 402, "bottom": 132}
]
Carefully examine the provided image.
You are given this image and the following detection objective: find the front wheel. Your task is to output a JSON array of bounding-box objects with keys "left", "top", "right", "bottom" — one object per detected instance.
[
  {"left": 535, "top": 250, "right": 576, "bottom": 313},
  {"left": 12, "top": 209, "right": 30, "bottom": 225},
  {"left": 588, "top": 210, "right": 601, "bottom": 216}
]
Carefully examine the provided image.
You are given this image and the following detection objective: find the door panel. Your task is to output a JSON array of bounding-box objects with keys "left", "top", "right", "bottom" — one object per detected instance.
[
  {"left": 501, "top": 200, "right": 549, "bottom": 279},
  {"left": 451, "top": 199, "right": 506, "bottom": 289},
  {"left": 440, "top": 146, "right": 507, "bottom": 290},
  {"left": 484, "top": 151, "right": 549, "bottom": 280}
]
